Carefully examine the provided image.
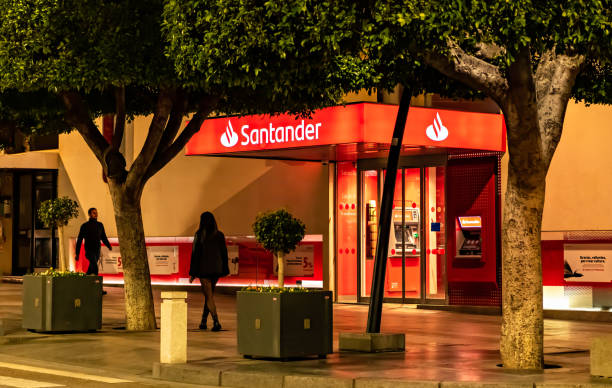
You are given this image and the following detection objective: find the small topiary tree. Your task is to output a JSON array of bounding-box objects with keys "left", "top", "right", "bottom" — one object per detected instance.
[
  {"left": 38, "top": 197, "right": 79, "bottom": 271},
  {"left": 253, "top": 209, "right": 306, "bottom": 288}
]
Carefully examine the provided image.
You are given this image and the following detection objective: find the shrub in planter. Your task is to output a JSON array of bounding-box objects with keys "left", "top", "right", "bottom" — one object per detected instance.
[
  {"left": 239, "top": 211, "right": 332, "bottom": 359},
  {"left": 22, "top": 269, "right": 102, "bottom": 332},
  {"left": 253, "top": 209, "right": 305, "bottom": 288},
  {"left": 37, "top": 197, "right": 79, "bottom": 271}
]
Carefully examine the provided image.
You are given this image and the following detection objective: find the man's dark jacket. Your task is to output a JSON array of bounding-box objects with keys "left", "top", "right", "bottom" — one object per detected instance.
[{"left": 75, "top": 218, "right": 112, "bottom": 260}]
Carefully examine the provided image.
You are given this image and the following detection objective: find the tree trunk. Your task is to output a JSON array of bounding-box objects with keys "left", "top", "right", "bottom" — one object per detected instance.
[
  {"left": 108, "top": 182, "right": 156, "bottom": 330},
  {"left": 57, "top": 226, "right": 66, "bottom": 271},
  {"left": 501, "top": 164, "right": 546, "bottom": 369},
  {"left": 277, "top": 252, "right": 284, "bottom": 288}
]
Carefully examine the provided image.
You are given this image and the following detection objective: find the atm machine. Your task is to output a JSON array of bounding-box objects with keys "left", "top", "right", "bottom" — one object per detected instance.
[
  {"left": 454, "top": 215, "right": 483, "bottom": 265},
  {"left": 388, "top": 207, "right": 420, "bottom": 258}
]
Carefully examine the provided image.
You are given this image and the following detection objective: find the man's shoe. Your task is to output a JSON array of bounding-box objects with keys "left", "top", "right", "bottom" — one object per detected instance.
[
  {"left": 211, "top": 322, "right": 222, "bottom": 332},
  {"left": 102, "top": 290, "right": 107, "bottom": 295},
  {"left": 198, "top": 322, "right": 207, "bottom": 330}
]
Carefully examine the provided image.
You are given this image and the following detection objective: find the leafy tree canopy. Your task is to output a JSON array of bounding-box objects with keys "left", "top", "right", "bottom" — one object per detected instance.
[
  {"left": 163, "top": 0, "right": 362, "bottom": 115},
  {"left": 366, "top": 0, "right": 611, "bottom": 104},
  {"left": 163, "top": 0, "right": 488, "bottom": 104},
  {"left": 0, "top": 0, "right": 170, "bottom": 93}
]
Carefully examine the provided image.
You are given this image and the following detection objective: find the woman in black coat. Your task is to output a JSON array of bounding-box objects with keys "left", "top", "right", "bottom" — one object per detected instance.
[{"left": 189, "top": 212, "right": 229, "bottom": 331}]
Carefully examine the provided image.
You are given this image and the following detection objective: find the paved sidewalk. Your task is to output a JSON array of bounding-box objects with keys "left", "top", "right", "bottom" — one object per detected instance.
[{"left": 1, "top": 282, "right": 611, "bottom": 387}]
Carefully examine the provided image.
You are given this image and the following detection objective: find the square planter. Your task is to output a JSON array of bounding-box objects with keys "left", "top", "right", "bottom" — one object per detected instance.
[
  {"left": 237, "top": 290, "right": 333, "bottom": 359},
  {"left": 22, "top": 275, "right": 103, "bottom": 332}
]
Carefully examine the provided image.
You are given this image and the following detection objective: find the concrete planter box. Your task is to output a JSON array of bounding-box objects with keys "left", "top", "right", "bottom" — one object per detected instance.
[
  {"left": 22, "top": 275, "right": 103, "bottom": 332},
  {"left": 237, "top": 290, "right": 333, "bottom": 359}
]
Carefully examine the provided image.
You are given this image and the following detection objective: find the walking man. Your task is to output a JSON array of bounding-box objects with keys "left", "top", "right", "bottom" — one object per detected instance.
[{"left": 76, "top": 208, "right": 112, "bottom": 278}]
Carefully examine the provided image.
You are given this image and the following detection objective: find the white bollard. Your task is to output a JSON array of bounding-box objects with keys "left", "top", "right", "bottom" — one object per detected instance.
[{"left": 160, "top": 291, "right": 188, "bottom": 364}]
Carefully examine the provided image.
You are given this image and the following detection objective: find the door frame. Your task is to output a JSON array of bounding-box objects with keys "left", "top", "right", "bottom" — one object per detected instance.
[
  {"left": 356, "top": 153, "right": 448, "bottom": 304},
  {"left": 11, "top": 169, "right": 58, "bottom": 275}
]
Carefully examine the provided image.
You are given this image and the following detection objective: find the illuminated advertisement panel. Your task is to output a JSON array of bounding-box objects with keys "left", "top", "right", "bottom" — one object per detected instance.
[{"left": 186, "top": 103, "right": 505, "bottom": 155}]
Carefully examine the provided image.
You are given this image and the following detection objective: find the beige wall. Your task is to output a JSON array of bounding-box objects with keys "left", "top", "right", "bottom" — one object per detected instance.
[
  {"left": 542, "top": 102, "right": 612, "bottom": 231},
  {"left": 500, "top": 102, "right": 612, "bottom": 232},
  {"left": 58, "top": 115, "right": 330, "bottom": 281}
]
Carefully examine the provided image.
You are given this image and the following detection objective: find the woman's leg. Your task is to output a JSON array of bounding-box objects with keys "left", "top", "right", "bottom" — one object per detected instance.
[
  {"left": 201, "top": 278, "right": 219, "bottom": 321},
  {"left": 198, "top": 279, "right": 209, "bottom": 329}
]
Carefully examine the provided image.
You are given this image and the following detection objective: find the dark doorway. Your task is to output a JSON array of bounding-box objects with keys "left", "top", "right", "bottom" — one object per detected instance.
[{"left": 12, "top": 170, "right": 57, "bottom": 275}]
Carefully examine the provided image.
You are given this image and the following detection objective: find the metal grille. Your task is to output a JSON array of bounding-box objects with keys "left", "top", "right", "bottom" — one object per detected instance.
[
  {"left": 449, "top": 283, "right": 501, "bottom": 306},
  {"left": 563, "top": 231, "right": 612, "bottom": 241}
]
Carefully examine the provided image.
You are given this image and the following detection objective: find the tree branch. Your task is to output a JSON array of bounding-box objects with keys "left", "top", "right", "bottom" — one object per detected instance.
[
  {"left": 475, "top": 42, "right": 506, "bottom": 61},
  {"left": 156, "top": 90, "right": 189, "bottom": 155},
  {"left": 423, "top": 40, "right": 509, "bottom": 104},
  {"left": 144, "top": 95, "right": 218, "bottom": 182},
  {"left": 112, "top": 86, "right": 126, "bottom": 150},
  {"left": 60, "top": 90, "right": 109, "bottom": 163},
  {"left": 535, "top": 50, "right": 585, "bottom": 165},
  {"left": 126, "top": 89, "right": 174, "bottom": 190}
]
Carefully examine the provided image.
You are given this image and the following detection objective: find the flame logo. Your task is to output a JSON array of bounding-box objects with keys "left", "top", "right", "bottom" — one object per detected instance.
[
  {"left": 220, "top": 120, "right": 239, "bottom": 147},
  {"left": 425, "top": 112, "right": 449, "bottom": 141}
]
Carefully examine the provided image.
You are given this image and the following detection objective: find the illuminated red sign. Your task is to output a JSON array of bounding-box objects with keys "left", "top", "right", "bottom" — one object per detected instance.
[{"left": 186, "top": 103, "right": 505, "bottom": 155}]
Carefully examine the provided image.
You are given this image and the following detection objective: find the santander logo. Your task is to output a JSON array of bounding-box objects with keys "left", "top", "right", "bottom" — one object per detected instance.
[
  {"left": 425, "top": 112, "right": 449, "bottom": 142},
  {"left": 220, "top": 121, "right": 239, "bottom": 147},
  {"left": 219, "top": 118, "right": 322, "bottom": 148}
]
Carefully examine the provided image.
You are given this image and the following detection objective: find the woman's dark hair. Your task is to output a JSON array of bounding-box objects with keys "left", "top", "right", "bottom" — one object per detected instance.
[{"left": 198, "top": 211, "right": 218, "bottom": 239}]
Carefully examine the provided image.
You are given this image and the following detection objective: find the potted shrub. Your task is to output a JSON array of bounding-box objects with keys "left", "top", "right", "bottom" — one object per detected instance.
[
  {"left": 237, "top": 210, "right": 333, "bottom": 359},
  {"left": 22, "top": 269, "right": 103, "bottom": 332},
  {"left": 37, "top": 196, "right": 79, "bottom": 271}
]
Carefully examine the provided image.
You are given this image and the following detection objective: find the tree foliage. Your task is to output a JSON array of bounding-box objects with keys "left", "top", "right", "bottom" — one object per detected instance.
[
  {"left": 163, "top": 0, "right": 363, "bottom": 115},
  {"left": 253, "top": 209, "right": 305, "bottom": 256},
  {"left": 37, "top": 197, "right": 79, "bottom": 228},
  {"left": 364, "top": 0, "right": 611, "bottom": 104}
]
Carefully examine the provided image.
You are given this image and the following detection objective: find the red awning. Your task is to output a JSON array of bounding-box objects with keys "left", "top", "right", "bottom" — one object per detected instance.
[{"left": 186, "top": 103, "right": 505, "bottom": 161}]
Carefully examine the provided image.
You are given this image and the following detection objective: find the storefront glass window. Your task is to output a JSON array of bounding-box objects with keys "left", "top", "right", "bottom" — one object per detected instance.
[
  {"left": 403, "top": 168, "right": 421, "bottom": 299},
  {"left": 360, "top": 169, "right": 381, "bottom": 298},
  {"left": 424, "top": 166, "right": 446, "bottom": 299},
  {"left": 359, "top": 165, "right": 446, "bottom": 302}
]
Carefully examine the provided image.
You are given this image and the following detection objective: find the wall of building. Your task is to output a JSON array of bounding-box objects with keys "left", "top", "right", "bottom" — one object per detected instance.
[
  {"left": 58, "top": 115, "right": 330, "bottom": 283},
  {"left": 47, "top": 98, "right": 612, "bottom": 293},
  {"left": 499, "top": 102, "right": 612, "bottom": 232},
  {"left": 543, "top": 102, "right": 612, "bottom": 231}
]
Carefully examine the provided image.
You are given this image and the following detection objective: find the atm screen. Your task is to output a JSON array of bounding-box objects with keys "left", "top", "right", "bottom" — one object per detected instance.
[{"left": 458, "top": 216, "right": 481, "bottom": 229}]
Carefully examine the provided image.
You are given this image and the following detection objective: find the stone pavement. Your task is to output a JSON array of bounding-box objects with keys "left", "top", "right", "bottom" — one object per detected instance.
[{"left": 1, "top": 282, "right": 612, "bottom": 387}]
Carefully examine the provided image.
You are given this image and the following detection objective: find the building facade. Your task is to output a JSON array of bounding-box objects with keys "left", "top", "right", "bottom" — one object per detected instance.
[{"left": 1, "top": 94, "right": 611, "bottom": 310}]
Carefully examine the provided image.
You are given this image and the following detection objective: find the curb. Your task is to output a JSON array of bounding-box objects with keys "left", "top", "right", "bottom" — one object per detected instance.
[{"left": 152, "top": 363, "right": 611, "bottom": 388}]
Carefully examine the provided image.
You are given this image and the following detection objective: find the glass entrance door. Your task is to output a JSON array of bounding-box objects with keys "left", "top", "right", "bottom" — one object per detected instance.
[
  {"left": 12, "top": 171, "right": 57, "bottom": 274},
  {"left": 423, "top": 166, "right": 446, "bottom": 300},
  {"left": 358, "top": 164, "right": 446, "bottom": 303}
]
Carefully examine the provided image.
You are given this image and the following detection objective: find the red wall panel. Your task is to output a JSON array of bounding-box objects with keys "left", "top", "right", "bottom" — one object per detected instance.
[{"left": 446, "top": 158, "right": 500, "bottom": 305}]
